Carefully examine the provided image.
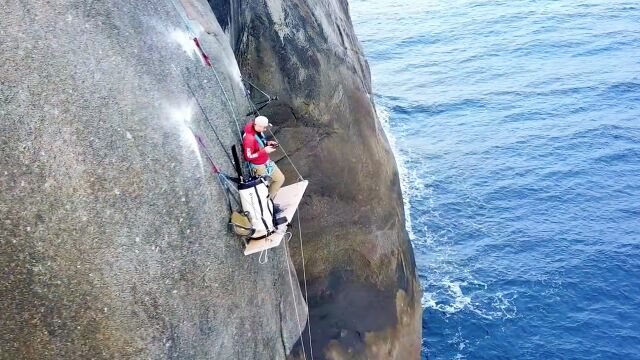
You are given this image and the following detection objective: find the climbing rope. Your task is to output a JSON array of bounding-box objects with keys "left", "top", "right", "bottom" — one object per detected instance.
[
  {"left": 243, "top": 77, "right": 272, "bottom": 101},
  {"left": 210, "top": 65, "right": 243, "bottom": 141},
  {"left": 242, "top": 78, "right": 279, "bottom": 116},
  {"left": 282, "top": 231, "right": 308, "bottom": 360},
  {"left": 166, "top": 2, "right": 313, "bottom": 357},
  {"left": 194, "top": 133, "right": 241, "bottom": 207},
  {"left": 173, "top": 65, "right": 235, "bottom": 168},
  {"left": 267, "top": 125, "right": 305, "bottom": 182},
  {"left": 297, "top": 210, "right": 314, "bottom": 359}
]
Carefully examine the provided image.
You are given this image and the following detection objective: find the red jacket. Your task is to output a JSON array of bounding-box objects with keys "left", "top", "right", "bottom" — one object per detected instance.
[{"left": 242, "top": 121, "right": 269, "bottom": 165}]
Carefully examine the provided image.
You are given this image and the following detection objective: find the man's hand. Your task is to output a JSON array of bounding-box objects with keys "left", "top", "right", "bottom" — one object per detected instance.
[
  {"left": 267, "top": 141, "right": 278, "bottom": 147},
  {"left": 265, "top": 145, "right": 277, "bottom": 154}
]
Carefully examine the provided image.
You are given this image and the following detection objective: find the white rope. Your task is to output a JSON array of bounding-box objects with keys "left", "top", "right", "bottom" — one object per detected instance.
[
  {"left": 210, "top": 66, "right": 243, "bottom": 141},
  {"left": 167, "top": 0, "right": 193, "bottom": 33},
  {"left": 282, "top": 231, "right": 307, "bottom": 360},
  {"left": 258, "top": 249, "right": 268, "bottom": 264},
  {"left": 242, "top": 77, "right": 272, "bottom": 100},
  {"left": 297, "top": 210, "right": 314, "bottom": 359},
  {"left": 266, "top": 128, "right": 305, "bottom": 182}
]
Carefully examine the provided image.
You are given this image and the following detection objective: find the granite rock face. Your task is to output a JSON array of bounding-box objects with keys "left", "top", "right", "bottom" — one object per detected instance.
[
  {"left": 213, "top": 0, "right": 423, "bottom": 358},
  {"left": 1, "top": 1, "right": 305, "bottom": 359},
  {"left": 1, "top": 0, "right": 421, "bottom": 359}
]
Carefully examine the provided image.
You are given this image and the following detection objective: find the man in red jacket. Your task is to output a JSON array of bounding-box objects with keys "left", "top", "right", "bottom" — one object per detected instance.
[{"left": 242, "top": 116, "right": 285, "bottom": 200}]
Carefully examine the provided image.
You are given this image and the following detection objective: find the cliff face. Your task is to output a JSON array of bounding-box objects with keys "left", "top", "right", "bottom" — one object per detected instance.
[
  {"left": 213, "top": 1, "right": 422, "bottom": 358},
  {"left": 1, "top": 1, "right": 305, "bottom": 359},
  {"left": 0, "top": 0, "right": 421, "bottom": 359}
]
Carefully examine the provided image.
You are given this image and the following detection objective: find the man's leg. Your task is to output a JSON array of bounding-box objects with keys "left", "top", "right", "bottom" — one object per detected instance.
[{"left": 269, "top": 164, "right": 285, "bottom": 199}]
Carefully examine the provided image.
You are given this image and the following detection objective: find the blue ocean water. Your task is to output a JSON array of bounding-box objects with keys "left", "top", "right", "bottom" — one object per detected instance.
[{"left": 349, "top": 0, "right": 640, "bottom": 358}]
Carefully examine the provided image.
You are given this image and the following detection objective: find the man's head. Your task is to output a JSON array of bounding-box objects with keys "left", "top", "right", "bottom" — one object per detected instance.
[{"left": 253, "top": 116, "right": 271, "bottom": 133}]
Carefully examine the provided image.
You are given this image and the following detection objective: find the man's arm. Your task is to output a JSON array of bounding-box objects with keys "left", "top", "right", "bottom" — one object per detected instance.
[
  {"left": 243, "top": 135, "right": 262, "bottom": 160},
  {"left": 245, "top": 145, "right": 267, "bottom": 159}
]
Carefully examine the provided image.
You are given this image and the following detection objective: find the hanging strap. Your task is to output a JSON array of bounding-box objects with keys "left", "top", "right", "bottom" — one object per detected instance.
[
  {"left": 218, "top": 173, "right": 241, "bottom": 212},
  {"left": 258, "top": 249, "right": 268, "bottom": 264},
  {"left": 247, "top": 161, "right": 275, "bottom": 177},
  {"left": 248, "top": 132, "right": 275, "bottom": 177},
  {"left": 255, "top": 132, "right": 266, "bottom": 148}
]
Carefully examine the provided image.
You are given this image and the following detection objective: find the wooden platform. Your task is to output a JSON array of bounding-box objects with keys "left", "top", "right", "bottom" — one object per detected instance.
[{"left": 243, "top": 180, "right": 308, "bottom": 256}]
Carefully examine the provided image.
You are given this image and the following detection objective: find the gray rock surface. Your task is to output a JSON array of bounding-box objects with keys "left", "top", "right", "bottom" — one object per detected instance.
[
  {"left": 1, "top": 1, "right": 306, "bottom": 359},
  {"left": 1, "top": 0, "right": 421, "bottom": 359}
]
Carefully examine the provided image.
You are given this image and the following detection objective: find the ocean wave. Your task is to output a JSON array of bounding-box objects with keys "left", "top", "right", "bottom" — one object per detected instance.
[{"left": 421, "top": 281, "right": 472, "bottom": 314}]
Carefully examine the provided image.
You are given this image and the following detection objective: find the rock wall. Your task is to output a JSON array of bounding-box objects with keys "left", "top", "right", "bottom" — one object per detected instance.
[
  {"left": 1, "top": 1, "right": 305, "bottom": 359},
  {"left": 0, "top": 0, "right": 421, "bottom": 359},
  {"left": 213, "top": 0, "right": 423, "bottom": 358}
]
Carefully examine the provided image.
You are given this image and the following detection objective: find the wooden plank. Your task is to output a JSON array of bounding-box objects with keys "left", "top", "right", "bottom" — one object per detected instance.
[
  {"left": 243, "top": 180, "right": 308, "bottom": 256},
  {"left": 272, "top": 180, "right": 308, "bottom": 224}
]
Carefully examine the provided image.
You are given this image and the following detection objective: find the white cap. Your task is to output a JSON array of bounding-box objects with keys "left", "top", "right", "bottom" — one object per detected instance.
[{"left": 254, "top": 116, "right": 272, "bottom": 127}]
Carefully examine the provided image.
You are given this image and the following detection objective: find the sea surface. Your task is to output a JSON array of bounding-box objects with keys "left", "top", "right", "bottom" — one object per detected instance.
[{"left": 349, "top": 0, "right": 640, "bottom": 358}]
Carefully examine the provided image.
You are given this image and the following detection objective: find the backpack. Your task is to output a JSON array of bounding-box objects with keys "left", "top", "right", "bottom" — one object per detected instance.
[
  {"left": 229, "top": 210, "right": 254, "bottom": 237},
  {"left": 238, "top": 176, "right": 276, "bottom": 240}
]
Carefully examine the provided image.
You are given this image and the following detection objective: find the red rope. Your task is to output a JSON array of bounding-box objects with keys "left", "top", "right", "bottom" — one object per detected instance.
[{"left": 193, "top": 38, "right": 212, "bottom": 67}]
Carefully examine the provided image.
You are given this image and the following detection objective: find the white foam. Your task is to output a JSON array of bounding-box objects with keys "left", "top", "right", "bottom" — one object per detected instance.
[
  {"left": 421, "top": 280, "right": 472, "bottom": 314},
  {"left": 450, "top": 327, "right": 469, "bottom": 359},
  {"left": 377, "top": 105, "right": 479, "bottom": 319},
  {"left": 376, "top": 105, "right": 416, "bottom": 240},
  {"left": 421, "top": 273, "right": 519, "bottom": 322}
]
